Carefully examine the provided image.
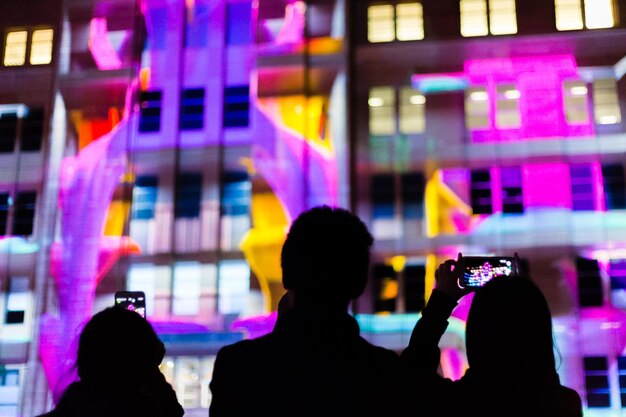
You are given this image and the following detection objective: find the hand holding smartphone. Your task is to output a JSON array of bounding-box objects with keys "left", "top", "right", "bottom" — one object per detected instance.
[
  {"left": 459, "top": 256, "right": 517, "bottom": 289},
  {"left": 114, "top": 291, "right": 146, "bottom": 318}
]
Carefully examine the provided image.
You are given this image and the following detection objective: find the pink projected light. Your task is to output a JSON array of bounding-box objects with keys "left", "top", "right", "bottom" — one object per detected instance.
[
  {"left": 464, "top": 55, "right": 595, "bottom": 142},
  {"left": 89, "top": 18, "right": 123, "bottom": 71}
]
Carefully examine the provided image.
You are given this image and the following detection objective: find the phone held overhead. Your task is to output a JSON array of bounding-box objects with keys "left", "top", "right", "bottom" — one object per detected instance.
[
  {"left": 459, "top": 256, "right": 517, "bottom": 289},
  {"left": 114, "top": 291, "right": 146, "bottom": 318}
]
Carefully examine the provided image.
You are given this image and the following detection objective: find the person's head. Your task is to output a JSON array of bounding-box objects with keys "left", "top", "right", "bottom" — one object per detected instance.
[
  {"left": 281, "top": 205, "right": 374, "bottom": 312},
  {"left": 465, "top": 275, "right": 556, "bottom": 377},
  {"left": 76, "top": 307, "right": 164, "bottom": 390}
]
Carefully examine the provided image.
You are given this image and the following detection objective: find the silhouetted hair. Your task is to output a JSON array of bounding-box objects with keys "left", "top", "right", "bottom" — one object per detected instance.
[
  {"left": 465, "top": 276, "right": 556, "bottom": 377},
  {"left": 77, "top": 307, "right": 163, "bottom": 390},
  {"left": 281, "top": 206, "right": 374, "bottom": 308}
]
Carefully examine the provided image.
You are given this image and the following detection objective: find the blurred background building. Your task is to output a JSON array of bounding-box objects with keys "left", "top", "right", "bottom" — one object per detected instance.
[{"left": 1, "top": 0, "right": 626, "bottom": 416}]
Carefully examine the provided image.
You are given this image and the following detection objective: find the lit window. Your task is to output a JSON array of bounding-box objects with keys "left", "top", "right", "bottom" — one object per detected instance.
[
  {"left": 127, "top": 264, "right": 156, "bottom": 317},
  {"left": 465, "top": 86, "right": 490, "bottom": 129},
  {"left": 173, "top": 262, "right": 202, "bottom": 316},
  {"left": 495, "top": 84, "right": 520, "bottom": 128},
  {"left": 368, "top": 5, "right": 395, "bottom": 43},
  {"left": 396, "top": 3, "right": 424, "bottom": 41},
  {"left": 489, "top": 0, "right": 517, "bottom": 35},
  {"left": 5, "top": 277, "right": 29, "bottom": 325},
  {"left": 593, "top": 78, "right": 621, "bottom": 125},
  {"left": 30, "top": 29, "right": 53, "bottom": 65},
  {"left": 555, "top": 0, "right": 584, "bottom": 30},
  {"left": 218, "top": 260, "right": 250, "bottom": 315},
  {"left": 399, "top": 87, "right": 425, "bottom": 134},
  {"left": 460, "top": 0, "right": 489, "bottom": 37},
  {"left": 585, "top": 0, "right": 615, "bottom": 29},
  {"left": 3, "top": 31, "right": 28, "bottom": 66},
  {"left": 563, "top": 80, "right": 590, "bottom": 125},
  {"left": 369, "top": 87, "right": 396, "bottom": 135}
]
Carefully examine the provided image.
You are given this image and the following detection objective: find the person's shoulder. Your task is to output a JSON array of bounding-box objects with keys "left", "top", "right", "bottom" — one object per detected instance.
[{"left": 552, "top": 385, "right": 583, "bottom": 417}]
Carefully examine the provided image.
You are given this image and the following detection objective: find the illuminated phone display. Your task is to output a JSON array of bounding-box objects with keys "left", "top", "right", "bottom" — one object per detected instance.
[{"left": 114, "top": 291, "right": 146, "bottom": 318}]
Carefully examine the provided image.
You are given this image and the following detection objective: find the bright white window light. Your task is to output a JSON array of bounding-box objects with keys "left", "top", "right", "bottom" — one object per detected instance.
[
  {"left": 563, "top": 80, "right": 590, "bottom": 125},
  {"left": 470, "top": 91, "right": 489, "bottom": 101},
  {"left": 555, "top": 0, "right": 584, "bottom": 31},
  {"left": 504, "top": 89, "right": 520, "bottom": 99},
  {"left": 368, "top": 5, "right": 395, "bottom": 43},
  {"left": 585, "top": 0, "right": 615, "bottom": 29},
  {"left": 4, "top": 31, "right": 28, "bottom": 66},
  {"left": 410, "top": 94, "right": 426, "bottom": 105},
  {"left": 466, "top": 86, "right": 490, "bottom": 129},
  {"left": 30, "top": 29, "right": 54, "bottom": 65},
  {"left": 593, "top": 78, "right": 621, "bottom": 124},
  {"left": 460, "top": 0, "right": 489, "bottom": 37},
  {"left": 570, "top": 85, "right": 588, "bottom": 96},
  {"left": 489, "top": 0, "right": 517, "bottom": 35},
  {"left": 369, "top": 87, "right": 396, "bottom": 135},
  {"left": 400, "top": 87, "right": 425, "bottom": 133},
  {"left": 396, "top": 3, "right": 424, "bottom": 41},
  {"left": 368, "top": 97, "right": 384, "bottom": 107}
]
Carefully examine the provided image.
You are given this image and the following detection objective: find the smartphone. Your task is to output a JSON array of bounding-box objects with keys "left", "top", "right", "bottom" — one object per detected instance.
[
  {"left": 460, "top": 256, "right": 516, "bottom": 289},
  {"left": 114, "top": 291, "right": 146, "bottom": 318}
]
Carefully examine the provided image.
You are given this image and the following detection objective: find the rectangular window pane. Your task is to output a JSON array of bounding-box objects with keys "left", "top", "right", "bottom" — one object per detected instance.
[
  {"left": 496, "top": 84, "right": 521, "bottom": 128},
  {"left": 593, "top": 78, "right": 621, "bottom": 125},
  {"left": 501, "top": 166, "right": 523, "bottom": 213},
  {"left": 460, "top": 0, "right": 489, "bottom": 37},
  {"left": 5, "top": 277, "right": 29, "bottom": 325},
  {"left": 0, "top": 193, "right": 9, "bottom": 235},
  {"left": 220, "top": 172, "right": 250, "bottom": 251},
  {"left": 371, "top": 174, "right": 395, "bottom": 219},
  {"left": 369, "top": 87, "right": 396, "bottom": 135},
  {"left": 218, "top": 260, "right": 250, "bottom": 315},
  {"left": 180, "top": 88, "right": 205, "bottom": 130},
  {"left": 571, "top": 164, "right": 595, "bottom": 211},
  {"left": 401, "top": 172, "right": 425, "bottom": 219},
  {"left": 173, "top": 262, "right": 202, "bottom": 316},
  {"left": 602, "top": 164, "right": 626, "bottom": 210},
  {"left": 127, "top": 264, "right": 156, "bottom": 317},
  {"left": 396, "top": 3, "right": 424, "bottom": 41},
  {"left": 584, "top": 356, "right": 611, "bottom": 408},
  {"left": 399, "top": 87, "right": 425, "bottom": 134},
  {"left": 577, "top": 258, "right": 604, "bottom": 307},
  {"left": 223, "top": 86, "right": 250, "bottom": 128},
  {"left": 4, "top": 31, "right": 27, "bottom": 66},
  {"left": 21, "top": 108, "right": 44, "bottom": 151},
  {"left": 373, "top": 264, "right": 397, "bottom": 313},
  {"left": 0, "top": 112, "right": 18, "bottom": 153},
  {"left": 563, "top": 80, "right": 590, "bottom": 125},
  {"left": 139, "top": 91, "right": 162, "bottom": 133},
  {"left": 610, "top": 260, "right": 626, "bottom": 309},
  {"left": 368, "top": 5, "right": 395, "bottom": 43},
  {"left": 30, "top": 29, "right": 53, "bottom": 65},
  {"left": 404, "top": 264, "right": 425, "bottom": 312},
  {"left": 227, "top": 3, "right": 252, "bottom": 45},
  {"left": 585, "top": 0, "right": 615, "bottom": 29},
  {"left": 12, "top": 191, "right": 36, "bottom": 236},
  {"left": 489, "top": 0, "right": 517, "bottom": 35},
  {"left": 175, "top": 173, "right": 202, "bottom": 219},
  {"left": 465, "top": 86, "right": 490, "bottom": 129},
  {"left": 470, "top": 169, "right": 493, "bottom": 214},
  {"left": 132, "top": 176, "right": 158, "bottom": 220},
  {"left": 556, "top": 0, "right": 584, "bottom": 30}
]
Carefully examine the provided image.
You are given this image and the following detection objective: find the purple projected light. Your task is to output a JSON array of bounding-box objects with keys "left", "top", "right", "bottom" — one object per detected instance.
[
  {"left": 464, "top": 55, "right": 595, "bottom": 142},
  {"left": 89, "top": 18, "right": 123, "bottom": 70}
]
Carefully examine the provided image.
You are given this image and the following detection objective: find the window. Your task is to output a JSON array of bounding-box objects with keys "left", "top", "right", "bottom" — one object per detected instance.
[
  {"left": 29, "top": 29, "right": 53, "bottom": 65},
  {"left": 139, "top": 91, "right": 162, "bottom": 133},
  {"left": 131, "top": 176, "right": 158, "bottom": 220},
  {"left": 584, "top": 356, "right": 611, "bottom": 407},
  {"left": 218, "top": 260, "right": 250, "bottom": 315},
  {"left": 3, "top": 31, "right": 27, "bottom": 66},
  {"left": 180, "top": 88, "right": 204, "bottom": 130},
  {"left": 401, "top": 172, "right": 425, "bottom": 219},
  {"left": 610, "top": 259, "right": 626, "bottom": 309},
  {"left": 373, "top": 263, "right": 397, "bottom": 313},
  {"left": 369, "top": 87, "right": 396, "bottom": 136},
  {"left": 577, "top": 257, "right": 603, "bottom": 307},
  {"left": 563, "top": 80, "right": 590, "bottom": 125},
  {"left": 371, "top": 174, "right": 395, "bottom": 219},
  {"left": 12, "top": 191, "right": 36, "bottom": 236},
  {"left": 220, "top": 172, "right": 251, "bottom": 250},
  {"left": 500, "top": 166, "right": 523, "bottom": 213},
  {"left": 404, "top": 264, "right": 425, "bottom": 312},
  {"left": 21, "top": 108, "right": 44, "bottom": 151},
  {"left": 0, "top": 369, "right": 19, "bottom": 386},
  {"left": 571, "top": 164, "right": 595, "bottom": 211},
  {"left": 602, "top": 164, "right": 626, "bottom": 210},
  {"left": 399, "top": 87, "right": 425, "bottom": 134},
  {"left": 555, "top": 0, "right": 615, "bottom": 30},
  {"left": 495, "top": 84, "right": 520, "bottom": 128},
  {"left": 185, "top": 4, "right": 209, "bottom": 48},
  {"left": 460, "top": 0, "right": 516, "bottom": 37},
  {"left": 173, "top": 262, "right": 202, "bottom": 316},
  {"left": 367, "top": 3, "right": 424, "bottom": 43},
  {"left": 593, "top": 78, "right": 621, "bottom": 125},
  {"left": 619, "top": 356, "right": 626, "bottom": 407},
  {"left": 0, "top": 193, "right": 8, "bottom": 235},
  {"left": 465, "top": 86, "right": 490, "bottom": 130},
  {"left": 175, "top": 173, "right": 202, "bottom": 219},
  {"left": 470, "top": 169, "right": 493, "bottom": 214},
  {"left": 227, "top": 2, "right": 252, "bottom": 45},
  {"left": 223, "top": 86, "right": 250, "bottom": 128},
  {"left": 127, "top": 264, "right": 156, "bottom": 317},
  {"left": 0, "top": 112, "right": 17, "bottom": 153},
  {"left": 5, "top": 277, "right": 29, "bottom": 324}
]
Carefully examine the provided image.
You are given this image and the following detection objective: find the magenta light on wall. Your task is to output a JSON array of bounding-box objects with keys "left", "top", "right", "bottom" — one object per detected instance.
[
  {"left": 89, "top": 18, "right": 123, "bottom": 70},
  {"left": 464, "top": 55, "right": 595, "bottom": 142}
]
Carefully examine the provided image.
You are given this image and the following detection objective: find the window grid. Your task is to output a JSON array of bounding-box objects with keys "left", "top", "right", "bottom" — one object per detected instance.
[
  {"left": 570, "top": 164, "right": 595, "bottom": 211},
  {"left": 488, "top": 0, "right": 517, "bottom": 35},
  {"left": 495, "top": 84, "right": 521, "bottom": 129},
  {"left": 139, "top": 91, "right": 162, "bottom": 133},
  {"left": 399, "top": 87, "right": 426, "bottom": 134},
  {"left": 584, "top": 356, "right": 611, "bottom": 408},
  {"left": 175, "top": 173, "right": 202, "bottom": 219},
  {"left": 180, "top": 88, "right": 205, "bottom": 130},
  {"left": 131, "top": 176, "right": 158, "bottom": 220},
  {"left": 3, "top": 31, "right": 28, "bottom": 66},
  {"left": 223, "top": 86, "right": 250, "bottom": 128},
  {"left": 470, "top": 169, "right": 493, "bottom": 214},
  {"left": 563, "top": 80, "right": 590, "bottom": 125},
  {"left": 367, "top": 4, "right": 396, "bottom": 43},
  {"left": 593, "top": 78, "right": 621, "bottom": 125},
  {"left": 29, "top": 29, "right": 53, "bottom": 65},
  {"left": 500, "top": 166, "right": 524, "bottom": 213},
  {"left": 369, "top": 87, "right": 396, "bottom": 136},
  {"left": 465, "top": 86, "right": 490, "bottom": 130},
  {"left": 396, "top": 3, "right": 424, "bottom": 41}
]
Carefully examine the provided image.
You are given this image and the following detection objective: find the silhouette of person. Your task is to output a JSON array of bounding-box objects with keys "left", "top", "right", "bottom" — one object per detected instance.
[
  {"left": 209, "top": 205, "right": 403, "bottom": 417},
  {"left": 38, "top": 306, "right": 184, "bottom": 417},
  {"left": 402, "top": 253, "right": 582, "bottom": 417}
]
